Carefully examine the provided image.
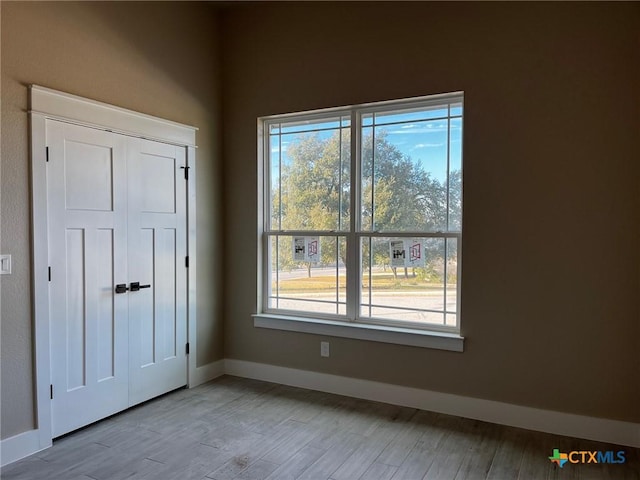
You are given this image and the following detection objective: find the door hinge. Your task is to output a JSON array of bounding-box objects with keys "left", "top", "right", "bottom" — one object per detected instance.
[
  {"left": 46, "top": 146, "right": 49, "bottom": 162},
  {"left": 185, "top": 256, "right": 189, "bottom": 268},
  {"left": 48, "top": 266, "right": 51, "bottom": 282},
  {"left": 181, "top": 166, "right": 189, "bottom": 180},
  {"left": 186, "top": 343, "right": 190, "bottom": 355},
  {"left": 50, "top": 384, "right": 54, "bottom": 399}
]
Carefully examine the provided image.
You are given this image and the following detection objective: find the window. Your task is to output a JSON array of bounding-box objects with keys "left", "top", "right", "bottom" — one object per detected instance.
[{"left": 258, "top": 92, "right": 463, "bottom": 346}]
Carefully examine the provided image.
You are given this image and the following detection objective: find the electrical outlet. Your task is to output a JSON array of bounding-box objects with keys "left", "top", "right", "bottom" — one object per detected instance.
[{"left": 320, "top": 341, "right": 330, "bottom": 358}]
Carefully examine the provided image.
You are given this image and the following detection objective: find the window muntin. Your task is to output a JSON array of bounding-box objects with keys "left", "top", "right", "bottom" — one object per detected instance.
[{"left": 262, "top": 93, "right": 462, "bottom": 333}]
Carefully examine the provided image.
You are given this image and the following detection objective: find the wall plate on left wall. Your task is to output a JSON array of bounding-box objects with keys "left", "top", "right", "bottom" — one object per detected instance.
[{"left": 0, "top": 255, "right": 11, "bottom": 274}]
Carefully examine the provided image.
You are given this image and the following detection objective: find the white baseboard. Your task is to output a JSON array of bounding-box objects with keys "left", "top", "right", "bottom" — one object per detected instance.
[
  {"left": 189, "top": 359, "right": 225, "bottom": 388},
  {"left": 0, "top": 429, "right": 48, "bottom": 467},
  {"left": 224, "top": 359, "right": 640, "bottom": 448}
]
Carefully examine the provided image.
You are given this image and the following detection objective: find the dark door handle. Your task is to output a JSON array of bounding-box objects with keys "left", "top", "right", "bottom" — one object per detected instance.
[
  {"left": 130, "top": 282, "right": 151, "bottom": 292},
  {"left": 115, "top": 284, "right": 129, "bottom": 294}
]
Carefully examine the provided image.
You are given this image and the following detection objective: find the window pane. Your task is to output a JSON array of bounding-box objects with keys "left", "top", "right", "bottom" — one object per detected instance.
[
  {"left": 446, "top": 237, "right": 458, "bottom": 319},
  {"left": 280, "top": 117, "right": 342, "bottom": 135},
  {"left": 269, "top": 119, "right": 350, "bottom": 231},
  {"left": 360, "top": 236, "right": 449, "bottom": 327},
  {"left": 361, "top": 125, "right": 374, "bottom": 231},
  {"left": 269, "top": 235, "right": 346, "bottom": 316},
  {"left": 269, "top": 235, "right": 279, "bottom": 308},
  {"left": 450, "top": 102, "right": 463, "bottom": 117},
  {"left": 365, "top": 307, "right": 445, "bottom": 325},
  {"left": 269, "top": 124, "right": 281, "bottom": 135},
  {"left": 270, "top": 134, "right": 281, "bottom": 230},
  {"left": 373, "top": 105, "right": 449, "bottom": 126},
  {"left": 338, "top": 236, "right": 347, "bottom": 309},
  {"left": 448, "top": 117, "right": 462, "bottom": 232},
  {"left": 361, "top": 117, "right": 450, "bottom": 232},
  {"left": 340, "top": 128, "right": 351, "bottom": 230}
]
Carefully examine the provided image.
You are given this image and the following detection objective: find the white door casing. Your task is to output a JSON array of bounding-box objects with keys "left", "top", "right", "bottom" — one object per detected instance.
[{"left": 30, "top": 85, "right": 197, "bottom": 448}]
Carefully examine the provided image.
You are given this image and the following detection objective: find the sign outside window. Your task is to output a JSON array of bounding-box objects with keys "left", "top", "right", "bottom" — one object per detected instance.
[
  {"left": 389, "top": 239, "right": 426, "bottom": 268},
  {"left": 293, "top": 236, "right": 321, "bottom": 263}
]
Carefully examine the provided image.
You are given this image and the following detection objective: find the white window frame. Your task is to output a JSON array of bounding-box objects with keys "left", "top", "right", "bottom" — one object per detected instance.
[{"left": 254, "top": 93, "right": 464, "bottom": 352}]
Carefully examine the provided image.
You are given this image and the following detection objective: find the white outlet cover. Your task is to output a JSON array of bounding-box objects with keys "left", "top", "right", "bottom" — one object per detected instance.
[
  {"left": 0, "top": 255, "right": 11, "bottom": 275},
  {"left": 320, "top": 341, "right": 330, "bottom": 357}
]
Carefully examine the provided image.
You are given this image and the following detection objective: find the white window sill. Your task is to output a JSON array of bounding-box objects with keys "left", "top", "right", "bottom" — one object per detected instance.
[{"left": 252, "top": 314, "right": 464, "bottom": 352}]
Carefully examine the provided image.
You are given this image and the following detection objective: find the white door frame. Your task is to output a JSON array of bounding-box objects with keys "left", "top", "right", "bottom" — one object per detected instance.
[{"left": 29, "top": 85, "right": 198, "bottom": 450}]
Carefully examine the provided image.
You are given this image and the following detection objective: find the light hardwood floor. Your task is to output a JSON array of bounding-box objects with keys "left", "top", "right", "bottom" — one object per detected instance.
[{"left": 2, "top": 375, "right": 638, "bottom": 480}]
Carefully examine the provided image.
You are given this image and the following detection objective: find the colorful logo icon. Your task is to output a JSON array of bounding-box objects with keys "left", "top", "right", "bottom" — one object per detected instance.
[
  {"left": 549, "top": 449, "right": 569, "bottom": 468},
  {"left": 549, "top": 449, "right": 626, "bottom": 467}
]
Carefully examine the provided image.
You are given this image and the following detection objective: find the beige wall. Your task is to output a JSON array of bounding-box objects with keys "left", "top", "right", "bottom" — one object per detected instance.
[
  {"left": 1, "top": 0, "right": 638, "bottom": 444},
  {"left": 221, "top": 2, "right": 640, "bottom": 422},
  {"left": 1, "top": 1, "right": 223, "bottom": 439}
]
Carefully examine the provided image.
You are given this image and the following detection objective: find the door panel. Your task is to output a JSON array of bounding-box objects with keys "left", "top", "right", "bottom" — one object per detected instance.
[
  {"left": 127, "top": 138, "right": 187, "bottom": 406},
  {"left": 96, "top": 229, "right": 116, "bottom": 381},
  {"left": 64, "top": 140, "right": 114, "bottom": 211},
  {"left": 64, "top": 228, "right": 86, "bottom": 391},
  {"left": 137, "top": 228, "right": 156, "bottom": 368},
  {"left": 139, "top": 153, "right": 177, "bottom": 213},
  {"left": 157, "top": 228, "right": 177, "bottom": 360},
  {"left": 48, "top": 121, "right": 129, "bottom": 437}
]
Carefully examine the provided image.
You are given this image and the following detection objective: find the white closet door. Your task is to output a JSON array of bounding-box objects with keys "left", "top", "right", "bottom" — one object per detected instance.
[
  {"left": 48, "top": 123, "right": 188, "bottom": 437},
  {"left": 48, "top": 120, "right": 129, "bottom": 437},
  {"left": 127, "top": 138, "right": 188, "bottom": 406}
]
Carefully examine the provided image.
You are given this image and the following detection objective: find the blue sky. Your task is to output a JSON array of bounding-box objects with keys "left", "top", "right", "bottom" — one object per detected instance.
[
  {"left": 270, "top": 108, "right": 462, "bottom": 184},
  {"left": 381, "top": 116, "right": 462, "bottom": 182}
]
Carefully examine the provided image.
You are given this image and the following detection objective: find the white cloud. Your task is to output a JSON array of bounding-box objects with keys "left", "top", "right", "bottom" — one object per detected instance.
[
  {"left": 387, "top": 123, "right": 449, "bottom": 135},
  {"left": 414, "top": 143, "right": 444, "bottom": 149},
  {"left": 270, "top": 142, "right": 289, "bottom": 153}
]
